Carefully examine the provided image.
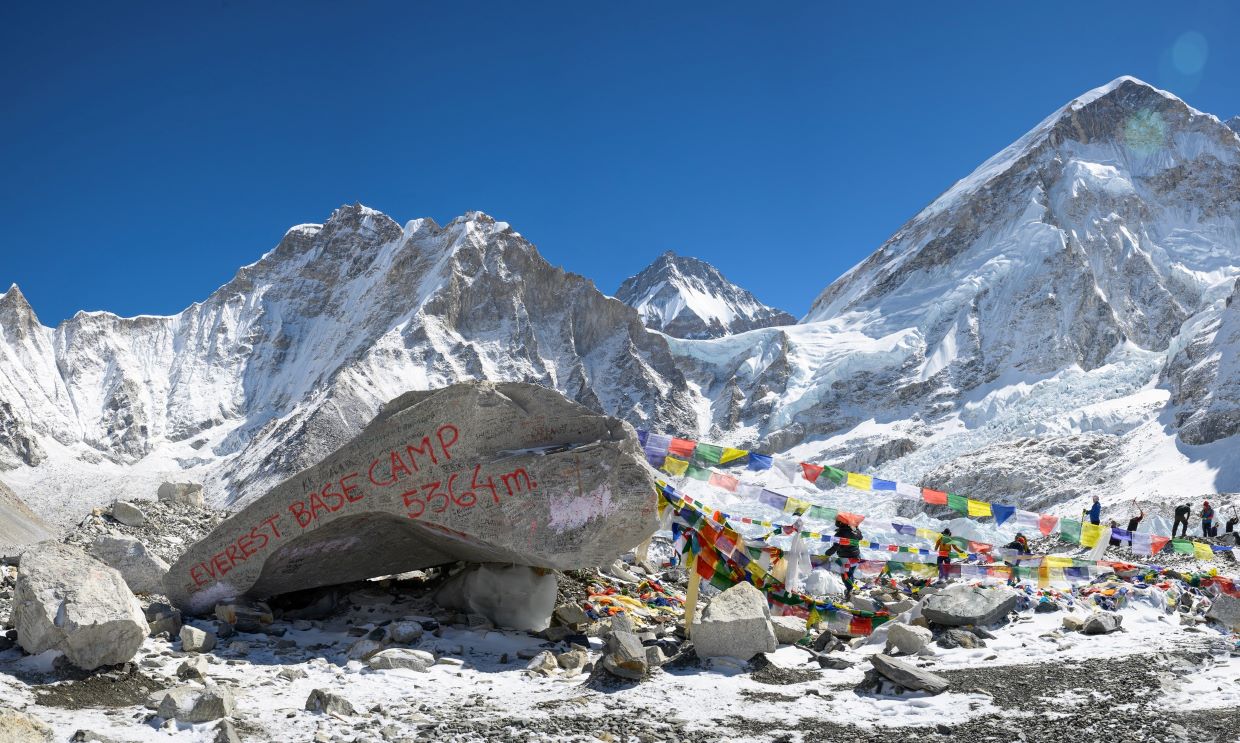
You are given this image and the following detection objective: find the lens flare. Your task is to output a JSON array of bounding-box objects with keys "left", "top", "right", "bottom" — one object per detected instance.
[{"left": 1171, "top": 31, "right": 1208, "bottom": 75}]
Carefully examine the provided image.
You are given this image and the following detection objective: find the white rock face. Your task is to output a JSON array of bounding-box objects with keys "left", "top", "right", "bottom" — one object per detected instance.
[
  {"left": 884, "top": 622, "right": 933, "bottom": 655},
  {"left": 0, "top": 479, "right": 51, "bottom": 556},
  {"left": 89, "top": 533, "right": 170, "bottom": 595},
  {"left": 691, "top": 581, "right": 777, "bottom": 660},
  {"left": 10, "top": 542, "right": 149, "bottom": 670},
  {"left": 616, "top": 251, "right": 795, "bottom": 339}
]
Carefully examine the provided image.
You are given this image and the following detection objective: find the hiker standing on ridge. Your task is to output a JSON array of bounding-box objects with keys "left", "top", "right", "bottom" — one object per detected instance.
[
  {"left": 1173, "top": 503, "right": 1191, "bottom": 538},
  {"left": 1201, "top": 500, "right": 1215, "bottom": 537},
  {"left": 1126, "top": 509, "right": 1144, "bottom": 547},
  {"left": 823, "top": 517, "right": 862, "bottom": 600},
  {"left": 1087, "top": 495, "right": 1102, "bottom": 526}
]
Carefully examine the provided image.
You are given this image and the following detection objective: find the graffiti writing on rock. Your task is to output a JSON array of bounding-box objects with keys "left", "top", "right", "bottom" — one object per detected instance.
[{"left": 402, "top": 463, "right": 537, "bottom": 519}]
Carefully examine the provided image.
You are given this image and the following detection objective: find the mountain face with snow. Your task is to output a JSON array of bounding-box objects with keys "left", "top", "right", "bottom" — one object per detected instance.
[
  {"left": 1, "top": 76, "right": 1238, "bottom": 528},
  {"left": 1227, "top": 116, "right": 1240, "bottom": 134},
  {"left": 0, "top": 209, "right": 699, "bottom": 524},
  {"left": 616, "top": 251, "right": 795, "bottom": 339},
  {"left": 666, "top": 77, "right": 1240, "bottom": 516}
]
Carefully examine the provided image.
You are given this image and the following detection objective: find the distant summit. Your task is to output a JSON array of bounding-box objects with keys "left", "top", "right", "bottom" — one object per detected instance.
[{"left": 616, "top": 251, "right": 794, "bottom": 339}]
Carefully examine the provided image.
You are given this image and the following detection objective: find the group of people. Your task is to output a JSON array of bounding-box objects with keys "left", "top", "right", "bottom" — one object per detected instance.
[{"left": 819, "top": 495, "right": 1236, "bottom": 598}]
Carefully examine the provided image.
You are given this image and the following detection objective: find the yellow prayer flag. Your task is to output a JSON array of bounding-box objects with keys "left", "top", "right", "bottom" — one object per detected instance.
[
  {"left": 1043, "top": 555, "right": 1073, "bottom": 568},
  {"left": 966, "top": 499, "right": 992, "bottom": 518},
  {"left": 846, "top": 472, "right": 872, "bottom": 490},
  {"left": 1193, "top": 542, "right": 1214, "bottom": 561},
  {"left": 915, "top": 528, "right": 939, "bottom": 542},
  {"left": 661, "top": 456, "right": 689, "bottom": 476},
  {"left": 1080, "top": 522, "right": 1102, "bottom": 548},
  {"left": 784, "top": 497, "right": 809, "bottom": 514},
  {"left": 720, "top": 447, "right": 749, "bottom": 464}
]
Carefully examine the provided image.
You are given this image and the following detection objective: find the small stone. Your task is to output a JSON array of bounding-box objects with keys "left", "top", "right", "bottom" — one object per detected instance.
[
  {"left": 278, "top": 667, "right": 308, "bottom": 681},
  {"left": 176, "top": 656, "right": 209, "bottom": 680},
  {"left": 387, "top": 621, "right": 424, "bottom": 644},
  {"left": 180, "top": 625, "right": 217, "bottom": 653},
  {"left": 305, "top": 688, "right": 356, "bottom": 716},
  {"left": 110, "top": 501, "right": 148, "bottom": 527},
  {"left": 368, "top": 648, "right": 434, "bottom": 673},
  {"left": 525, "top": 650, "right": 559, "bottom": 676}
]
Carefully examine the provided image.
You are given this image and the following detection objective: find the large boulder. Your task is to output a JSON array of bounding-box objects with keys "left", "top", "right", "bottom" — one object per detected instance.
[
  {"left": 166, "top": 382, "right": 658, "bottom": 613},
  {"left": 158, "top": 482, "right": 206, "bottom": 508},
  {"left": 691, "top": 582, "right": 777, "bottom": 660},
  {"left": 0, "top": 706, "right": 54, "bottom": 743},
  {"left": 434, "top": 563, "right": 557, "bottom": 631},
  {"left": 10, "top": 542, "right": 149, "bottom": 670},
  {"left": 89, "top": 534, "right": 170, "bottom": 595},
  {"left": 770, "top": 615, "right": 807, "bottom": 645},
  {"left": 921, "top": 585, "right": 1018, "bottom": 627},
  {"left": 1206, "top": 592, "right": 1240, "bottom": 631},
  {"left": 110, "top": 501, "right": 147, "bottom": 527},
  {"left": 884, "top": 622, "right": 933, "bottom": 655},
  {"left": 869, "top": 653, "right": 950, "bottom": 694},
  {"left": 1080, "top": 612, "right": 1123, "bottom": 635}
]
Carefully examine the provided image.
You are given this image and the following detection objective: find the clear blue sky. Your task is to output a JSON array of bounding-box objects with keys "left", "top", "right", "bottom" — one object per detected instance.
[{"left": 2, "top": 2, "right": 1237, "bottom": 326}]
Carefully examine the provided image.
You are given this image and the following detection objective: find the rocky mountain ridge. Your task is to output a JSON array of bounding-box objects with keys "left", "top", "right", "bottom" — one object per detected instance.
[
  {"left": 615, "top": 251, "right": 795, "bottom": 339},
  {"left": 1, "top": 76, "right": 1238, "bottom": 527}
]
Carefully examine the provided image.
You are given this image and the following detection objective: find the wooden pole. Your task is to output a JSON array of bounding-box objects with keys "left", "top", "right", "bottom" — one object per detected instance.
[{"left": 683, "top": 554, "right": 701, "bottom": 638}]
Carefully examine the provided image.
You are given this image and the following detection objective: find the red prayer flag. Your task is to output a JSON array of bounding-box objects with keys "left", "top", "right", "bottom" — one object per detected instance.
[
  {"left": 708, "top": 472, "right": 739, "bottom": 492},
  {"left": 922, "top": 488, "right": 948, "bottom": 505},
  {"left": 1038, "top": 514, "right": 1059, "bottom": 536},
  {"left": 669, "top": 437, "right": 697, "bottom": 458},
  {"left": 801, "top": 462, "right": 825, "bottom": 483}
]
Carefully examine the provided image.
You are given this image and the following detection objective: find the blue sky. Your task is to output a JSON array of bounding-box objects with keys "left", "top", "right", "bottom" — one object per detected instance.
[{"left": 2, "top": 2, "right": 1237, "bottom": 325}]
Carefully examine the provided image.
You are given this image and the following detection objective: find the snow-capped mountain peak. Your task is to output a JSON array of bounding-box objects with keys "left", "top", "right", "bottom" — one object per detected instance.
[
  {"left": 616, "top": 250, "right": 794, "bottom": 339},
  {"left": 1227, "top": 115, "right": 1240, "bottom": 134}
]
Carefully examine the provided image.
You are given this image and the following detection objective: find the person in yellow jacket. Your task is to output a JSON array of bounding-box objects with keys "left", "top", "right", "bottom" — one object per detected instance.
[{"left": 935, "top": 528, "right": 963, "bottom": 582}]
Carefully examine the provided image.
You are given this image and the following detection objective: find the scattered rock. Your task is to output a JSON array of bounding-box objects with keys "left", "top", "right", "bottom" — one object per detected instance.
[
  {"left": 369, "top": 648, "right": 435, "bottom": 672},
  {"left": 11, "top": 541, "right": 149, "bottom": 670},
  {"left": 553, "top": 603, "right": 589, "bottom": 630},
  {"left": 936, "top": 628, "right": 985, "bottom": 649},
  {"left": 921, "top": 585, "right": 1018, "bottom": 627},
  {"left": 214, "top": 603, "right": 273, "bottom": 633},
  {"left": 1034, "top": 600, "right": 1061, "bottom": 613},
  {"left": 305, "top": 688, "right": 356, "bottom": 716},
  {"left": 144, "top": 603, "right": 183, "bottom": 638},
  {"left": 868, "top": 654, "right": 950, "bottom": 694},
  {"left": 88, "top": 534, "right": 170, "bottom": 595},
  {"left": 387, "top": 620, "right": 425, "bottom": 644},
  {"left": 277, "top": 667, "right": 307, "bottom": 681},
  {"left": 1206, "top": 592, "right": 1240, "bottom": 631},
  {"left": 213, "top": 719, "right": 241, "bottom": 743},
  {"left": 157, "top": 685, "right": 235, "bottom": 723},
  {"left": 176, "top": 656, "right": 209, "bottom": 680},
  {"left": 557, "top": 647, "right": 590, "bottom": 676},
  {"left": 691, "top": 582, "right": 777, "bottom": 660},
  {"left": 885, "top": 622, "right": 933, "bottom": 655},
  {"left": 770, "top": 615, "right": 807, "bottom": 645},
  {"left": 1062, "top": 615, "right": 1085, "bottom": 632},
  {"left": 110, "top": 501, "right": 148, "bottom": 528},
  {"left": 525, "top": 650, "right": 560, "bottom": 676},
  {"left": 1080, "top": 612, "right": 1123, "bottom": 635},
  {"left": 180, "top": 625, "right": 217, "bottom": 653},
  {"left": 602, "top": 630, "right": 648, "bottom": 679}
]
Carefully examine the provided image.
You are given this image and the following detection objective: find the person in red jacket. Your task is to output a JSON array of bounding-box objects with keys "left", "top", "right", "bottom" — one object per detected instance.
[{"left": 1202, "top": 500, "right": 1215, "bottom": 537}]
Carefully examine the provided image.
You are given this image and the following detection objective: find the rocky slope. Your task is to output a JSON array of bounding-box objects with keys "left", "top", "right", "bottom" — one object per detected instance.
[
  {"left": 0, "top": 478, "right": 52, "bottom": 555},
  {"left": 616, "top": 251, "right": 795, "bottom": 339}
]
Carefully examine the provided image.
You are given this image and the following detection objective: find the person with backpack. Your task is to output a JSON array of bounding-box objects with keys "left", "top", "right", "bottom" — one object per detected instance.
[
  {"left": 1201, "top": 500, "right": 1215, "bottom": 538},
  {"left": 1003, "top": 532, "right": 1029, "bottom": 584},
  {"left": 823, "top": 517, "right": 862, "bottom": 599},
  {"left": 935, "top": 529, "right": 962, "bottom": 582}
]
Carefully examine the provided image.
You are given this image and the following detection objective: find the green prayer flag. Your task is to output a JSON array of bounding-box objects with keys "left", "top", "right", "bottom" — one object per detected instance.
[
  {"left": 694, "top": 444, "right": 723, "bottom": 465},
  {"left": 1059, "top": 518, "right": 1082, "bottom": 544},
  {"left": 947, "top": 493, "right": 968, "bottom": 513},
  {"left": 685, "top": 466, "right": 711, "bottom": 481},
  {"left": 823, "top": 466, "right": 847, "bottom": 485},
  {"left": 1171, "top": 538, "right": 1194, "bottom": 555},
  {"left": 808, "top": 505, "right": 837, "bottom": 521}
]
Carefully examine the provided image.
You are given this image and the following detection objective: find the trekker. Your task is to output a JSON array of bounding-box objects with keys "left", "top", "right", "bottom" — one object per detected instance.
[
  {"left": 823, "top": 517, "right": 862, "bottom": 599},
  {"left": 1201, "top": 500, "right": 1215, "bottom": 538},
  {"left": 1173, "top": 503, "right": 1191, "bottom": 538},
  {"left": 1126, "top": 510, "right": 1145, "bottom": 547},
  {"left": 1087, "top": 495, "right": 1101, "bottom": 526},
  {"left": 1108, "top": 519, "right": 1121, "bottom": 547},
  {"left": 1004, "top": 532, "right": 1029, "bottom": 584},
  {"left": 935, "top": 529, "right": 960, "bottom": 582},
  {"left": 1227, "top": 515, "right": 1239, "bottom": 534}
]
